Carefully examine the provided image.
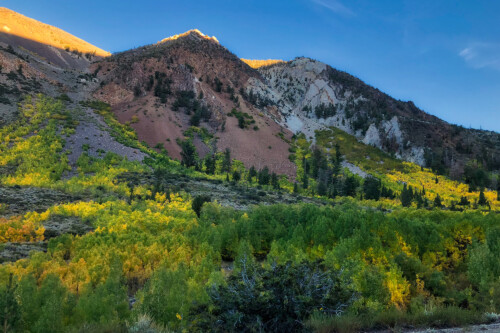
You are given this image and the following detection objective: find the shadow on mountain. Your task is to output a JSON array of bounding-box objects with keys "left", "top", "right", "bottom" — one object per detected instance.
[{"left": 0, "top": 31, "right": 104, "bottom": 70}]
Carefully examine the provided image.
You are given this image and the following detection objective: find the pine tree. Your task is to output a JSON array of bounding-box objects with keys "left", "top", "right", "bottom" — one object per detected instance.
[
  {"left": 363, "top": 176, "right": 381, "bottom": 200},
  {"left": 478, "top": 190, "right": 488, "bottom": 206},
  {"left": 317, "top": 181, "right": 327, "bottom": 196},
  {"left": 180, "top": 139, "right": 198, "bottom": 168},
  {"left": 204, "top": 154, "right": 216, "bottom": 175},
  {"left": 258, "top": 166, "right": 270, "bottom": 185},
  {"left": 301, "top": 172, "right": 309, "bottom": 189},
  {"left": 400, "top": 184, "right": 412, "bottom": 207},
  {"left": 434, "top": 194, "right": 443, "bottom": 208},
  {"left": 271, "top": 173, "right": 280, "bottom": 190},
  {"left": 293, "top": 182, "right": 299, "bottom": 194},
  {"left": 232, "top": 170, "right": 241, "bottom": 182},
  {"left": 343, "top": 176, "right": 358, "bottom": 197},
  {"left": 247, "top": 166, "right": 257, "bottom": 182},
  {"left": 222, "top": 148, "right": 231, "bottom": 173}
]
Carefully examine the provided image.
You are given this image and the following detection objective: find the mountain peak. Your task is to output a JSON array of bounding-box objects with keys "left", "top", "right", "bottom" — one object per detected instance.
[{"left": 158, "top": 29, "right": 219, "bottom": 44}]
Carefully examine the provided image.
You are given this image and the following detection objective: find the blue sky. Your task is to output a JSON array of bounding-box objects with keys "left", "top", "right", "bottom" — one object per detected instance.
[{"left": 4, "top": 0, "right": 500, "bottom": 132}]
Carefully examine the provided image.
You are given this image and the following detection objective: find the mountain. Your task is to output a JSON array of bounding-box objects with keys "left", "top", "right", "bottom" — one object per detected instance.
[
  {"left": 93, "top": 32, "right": 499, "bottom": 181},
  {"left": 246, "top": 58, "right": 500, "bottom": 178},
  {"left": 0, "top": 8, "right": 498, "bottom": 184},
  {"left": 93, "top": 29, "right": 297, "bottom": 177},
  {"left": 1, "top": 8, "right": 500, "bottom": 332}
]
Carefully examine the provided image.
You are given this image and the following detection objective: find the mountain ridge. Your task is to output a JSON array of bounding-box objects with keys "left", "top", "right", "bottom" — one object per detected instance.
[
  {"left": 0, "top": 7, "right": 109, "bottom": 57},
  {"left": 0, "top": 7, "right": 498, "bottom": 183}
]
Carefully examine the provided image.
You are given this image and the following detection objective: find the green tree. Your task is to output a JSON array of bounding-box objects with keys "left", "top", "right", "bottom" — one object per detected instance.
[
  {"left": 204, "top": 154, "right": 216, "bottom": 175},
  {"left": 301, "top": 173, "right": 309, "bottom": 189},
  {"left": 343, "top": 176, "right": 358, "bottom": 197},
  {"left": 401, "top": 184, "right": 412, "bottom": 207},
  {"left": 478, "top": 190, "right": 488, "bottom": 206},
  {"left": 33, "top": 275, "right": 67, "bottom": 333},
  {"left": 237, "top": 116, "right": 245, "bottom": 129},
  {"left": 180, "top": 139, "right": 198, "bottom": 168},
  {"left": 138, "top": 266, "right": 189, "bottom": 328},
  {"left": 434, "top": 194, "right": 443, "bottom": 208},
  {"left": 232, "top": 170, "right": 241, "bottom": 182},
  {"left": 258, "top": 166, "right": 271, "bottom": 185},
  {"left": 221, "top": 149, "right": 231, "bottom": 173},
  {"left": 363, "top": 176, "right": 381, "bottom": 200},
  {"left": 192, "top": 195, "right": 212, "bottom": 217},
  {"left": 75, "top": 259, "right": 129, "bottom": 325},
  {"left": 0, "top": 275, "right": 19, "bottom": 333},
  {"left": 317, "top": 180, "right": 327, "bottom": 196},
  {"left": 271, "top": 172, "right": 280, "bottom": 190},
  {"left": 247, "top": 166, "right": 257, "bottom": 182}
]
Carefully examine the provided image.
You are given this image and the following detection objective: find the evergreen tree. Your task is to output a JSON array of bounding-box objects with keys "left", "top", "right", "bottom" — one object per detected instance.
[
  {"left": 232, "top": 170, "right": 241, "bottom": 182},
  {"left": 401, "top": 184, "right": 412, "bottom": 207},
  {"left": 180, "top": 139, "right": 198, "bottom": 168},
  {"left": 258, "top": 166, "right": 270, "bottom": 185},
  {"left": 343, "top": 176, "right": 358, "bottom": 197},
  {"left": 301, "top": 172, "right": 309, "bottom": 189},
  {"left": 363, "top": 176, "right": 381, "bottom": 200},
  {"left": 247, "top": 166, "right": 257, "bottom": 182},
  {"left": 192, "top": 195, "right": 211, "bottom": 217},
  {"left": 459, "top": 196, "right": 470, "bottom": 206},
  {"left": 204, "top": 154, "right": 216, "bottom": 175},
  {"left": 293, "top": 182, "right": 299, "bottom": 194},
  {"left": 221, "top": 148, "right": 231, "bottom": 173},
  {"left": 302, "top": 157, "right": 310, "bottom": 176},
  {"left": 271, "top": 172, "right": 280, "bottom": 190},
  {"left": 311, "top": 148, "right": 327, "bottom": 179},
  {"left": 317, "top": 180, "right": 327, "bottom": 196},
  {"left": 478, "top": 190, "right": 488, "bottom": 206},
  {"left": 434, "top": 194, "right": 443, "bottom": 208}
]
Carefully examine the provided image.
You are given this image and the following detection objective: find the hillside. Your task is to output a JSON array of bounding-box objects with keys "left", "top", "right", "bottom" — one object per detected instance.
[
  {"left": 0, "top": 7, "right": 109, "bottom": 66},
  {"left": 247, "top": 57, "right": 500, "bottom": 181},
  {"left": 0, "top": 8, "right": 499, "bottom": 333},
  {"left": 93, "top": 29, "right": 297, "bottom": 177}
]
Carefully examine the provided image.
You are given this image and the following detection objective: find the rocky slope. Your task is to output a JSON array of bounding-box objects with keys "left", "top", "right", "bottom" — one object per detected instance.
[
  {"left": 245, "top": 57, "right": 500, "bottom": 178},
  {"left": 0, "top": 7, "right": 498, "bottom": 181},
  {"left": 93, "top": 30, "right": 297, "bottom": 177},
  {"left": 0, "top": 8, "right": 145, "bottom": 168}
]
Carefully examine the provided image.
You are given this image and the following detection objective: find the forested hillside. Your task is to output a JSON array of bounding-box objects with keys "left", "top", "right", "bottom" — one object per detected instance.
[
  {"left": 0, "top": 96, "right": 498, "bottom": 333},
  {"left": 0, "top": 7, "right": 499, "bottom": 333}
]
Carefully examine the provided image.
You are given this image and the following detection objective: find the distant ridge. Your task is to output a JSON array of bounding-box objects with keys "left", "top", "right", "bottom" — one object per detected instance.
[
  {"left": 0, "top": 7, "right": 110, "bottom": 57},
  {"left": 241, "top": 59, "right": 285, "bottom": 68}
]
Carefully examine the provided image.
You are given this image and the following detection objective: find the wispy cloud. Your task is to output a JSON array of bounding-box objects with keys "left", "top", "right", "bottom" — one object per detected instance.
[
  {"left": 310, "top": 0, "right": 355, "bottom": 17},
  {"left": 459, "top": 42, "right": 500, "bottom": 71}
]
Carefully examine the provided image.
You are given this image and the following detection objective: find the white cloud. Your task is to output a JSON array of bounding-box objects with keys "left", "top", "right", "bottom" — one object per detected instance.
[
  {"left": 311, "top": 0, "right": 355, "bottom": 17},
  {"left": 459, "top": 43, "right": 500, "bottom": 71}
]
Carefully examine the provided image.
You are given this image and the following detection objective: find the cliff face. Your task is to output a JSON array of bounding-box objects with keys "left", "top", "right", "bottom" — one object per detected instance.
[{"left": 246, "top": 57, "right": 500, "bottom": 177}]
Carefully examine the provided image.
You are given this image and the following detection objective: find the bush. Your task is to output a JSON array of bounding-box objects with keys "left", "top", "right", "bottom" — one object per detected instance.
[{"left": 190, "top": 260, "right": 356, "bottom": 332}]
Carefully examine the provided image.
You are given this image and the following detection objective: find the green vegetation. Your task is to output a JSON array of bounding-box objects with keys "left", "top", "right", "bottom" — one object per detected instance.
[
  {"left": 0, "top": 95, "right": 499, "bottom": 332},
  {"left": 227, "top": 108, "right": 255, "bottom": 129}
]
